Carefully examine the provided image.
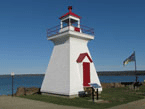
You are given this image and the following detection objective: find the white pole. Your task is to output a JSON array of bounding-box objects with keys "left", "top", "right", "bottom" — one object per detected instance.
[
  {"left": 60, "top": 21, "right": 63, "bottom": 29},
  {"left": 78, "top": 20, "right": 80, "bottom": 28}
]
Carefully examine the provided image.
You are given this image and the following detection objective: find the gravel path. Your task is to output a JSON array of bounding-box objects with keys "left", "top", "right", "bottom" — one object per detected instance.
[
  {"left": 1, "top": 96, "right": 145, "bottom": 109},
  {"left": 107, "top": 98, "right": 145, "bottom": 109},
  {"left": 0, "top": 96, "right": 86, "bottom": 109}
]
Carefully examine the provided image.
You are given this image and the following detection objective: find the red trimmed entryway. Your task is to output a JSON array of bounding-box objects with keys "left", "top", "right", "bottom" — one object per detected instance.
[
  {"left": 77, "top": 53, "right": 92, "bottom": 87},
  {"left": 83, "top": 62, "right": 90, "bottom": 87}
]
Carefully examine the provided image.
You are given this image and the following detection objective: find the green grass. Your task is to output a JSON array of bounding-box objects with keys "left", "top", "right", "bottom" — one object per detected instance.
[{"left": 19, "top": 86, "right": 145, "bottom": 109}]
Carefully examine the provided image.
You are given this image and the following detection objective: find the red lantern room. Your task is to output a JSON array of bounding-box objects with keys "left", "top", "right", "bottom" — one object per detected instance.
[
  {"left": 59, "top": 6, "right": 81, "bottom": 32},
  {"left": 47, "top": 6, "right": 94, "bottom": 38}
]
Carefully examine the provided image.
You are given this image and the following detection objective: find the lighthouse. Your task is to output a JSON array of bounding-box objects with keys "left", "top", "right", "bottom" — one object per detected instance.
[{"left": 41, "top": 6, "right": 102, "bottom": 97}]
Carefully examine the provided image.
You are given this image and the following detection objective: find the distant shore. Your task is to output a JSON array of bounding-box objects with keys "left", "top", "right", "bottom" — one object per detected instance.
[
  {"left": 97, "top": 70, "right": 145, "bottom": 76},
  {"left": 0, "top": 74, "right": 44, "bottom": 77},
  {"left": 1, "top": 70, "right": 145, "bottom": 76}
]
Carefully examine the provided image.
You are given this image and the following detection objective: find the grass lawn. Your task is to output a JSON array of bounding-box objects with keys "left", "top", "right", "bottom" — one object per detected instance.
[{"left": 19, "top": 85, "right": 145, "bottom": 109}]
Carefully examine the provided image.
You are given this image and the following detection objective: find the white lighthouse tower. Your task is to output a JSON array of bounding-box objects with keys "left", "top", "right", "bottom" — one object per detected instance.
[{"left": 41, "top": 6, "right": 102, "bottom": 97}]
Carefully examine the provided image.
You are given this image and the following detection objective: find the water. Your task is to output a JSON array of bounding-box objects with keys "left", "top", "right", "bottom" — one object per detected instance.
[
  {"left": 0, "top": 75, "right": 44, "bottom": 95},
  {"left": 0, "top": 75, "right": 145, "bottom": 95}
]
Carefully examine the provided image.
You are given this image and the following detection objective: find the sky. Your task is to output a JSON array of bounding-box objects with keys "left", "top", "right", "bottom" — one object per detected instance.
[{"left": 0, "top": 0, "right": 145, "bottom": 75}]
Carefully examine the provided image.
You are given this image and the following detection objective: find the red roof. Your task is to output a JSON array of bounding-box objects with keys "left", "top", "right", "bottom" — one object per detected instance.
[
  {"left": 77, "top": 53, "right": 93, "bottom": 63},
  {"left": 59, "top": 6, "right": 81, "bottom": 19}
]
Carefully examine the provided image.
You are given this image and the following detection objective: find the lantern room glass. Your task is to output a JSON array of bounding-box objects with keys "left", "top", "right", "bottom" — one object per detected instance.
[{"left": 61, "top": 18, "right": 79, "bottom": 28}]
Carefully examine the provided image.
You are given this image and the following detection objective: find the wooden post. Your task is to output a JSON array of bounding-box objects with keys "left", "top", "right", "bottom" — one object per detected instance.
[
  {"left": 92, "top": 87, "right": 94, "bottom": 102},
  {"left": 11, "top": 72, "right": 14, "bottom": 97},
  {"left": 96, "top": 88, "right": 98, "bottom": 100}
]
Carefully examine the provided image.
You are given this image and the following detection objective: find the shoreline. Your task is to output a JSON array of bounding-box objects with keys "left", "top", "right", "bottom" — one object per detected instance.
[
  {"left": 1, "top": 70, "right": 145, "bottom": 77},
  {"left": 1, "top": 82, "right": 144, "bottom": 96}
]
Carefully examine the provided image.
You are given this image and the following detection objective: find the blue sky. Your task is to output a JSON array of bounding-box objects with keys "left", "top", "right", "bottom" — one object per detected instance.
[{"left": 0, "top": 0, "right": 145, "bottom": 75}]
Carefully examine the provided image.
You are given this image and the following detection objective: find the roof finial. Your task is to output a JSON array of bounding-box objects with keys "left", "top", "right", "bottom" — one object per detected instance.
[{"left": 68, "top": 6, "right": 72, "bottom": 12}]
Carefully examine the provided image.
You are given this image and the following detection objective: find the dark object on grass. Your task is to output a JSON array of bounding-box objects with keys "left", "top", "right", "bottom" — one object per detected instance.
[
  {"left": 78, "top": 91, "right": 87, "bottom": 97},
  {"left": 133, "top": 82, "right": 142, "bottom": 89}
]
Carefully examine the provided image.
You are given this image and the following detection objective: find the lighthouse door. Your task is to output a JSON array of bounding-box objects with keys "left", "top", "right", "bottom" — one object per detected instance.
[{"left": 83, "top": 62, "right": 90, "bottom": 87}]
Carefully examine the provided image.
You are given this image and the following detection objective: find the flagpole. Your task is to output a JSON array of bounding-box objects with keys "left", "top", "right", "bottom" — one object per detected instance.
[{"left": 134, "top": 51, "right": 137, "bottom": 83}]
